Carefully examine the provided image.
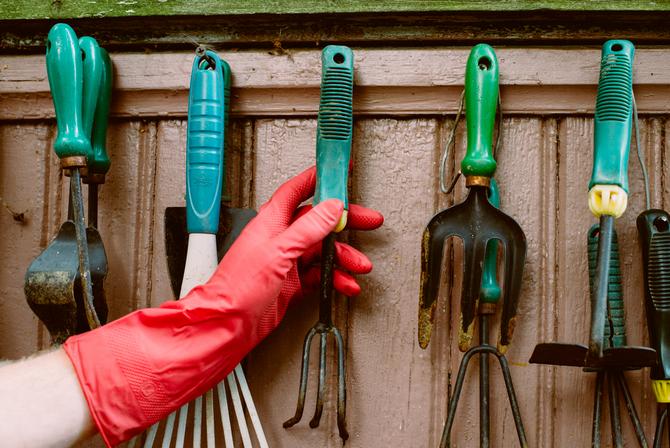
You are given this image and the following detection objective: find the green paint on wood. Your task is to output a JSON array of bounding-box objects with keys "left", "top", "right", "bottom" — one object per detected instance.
[{"left": 1, "top": 0, "right": 669, "bottom": 21}]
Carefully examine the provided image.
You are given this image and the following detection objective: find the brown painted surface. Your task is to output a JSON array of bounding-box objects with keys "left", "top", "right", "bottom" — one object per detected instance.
[{"left": 2, "top": 48, "right": 670, "bottom": 447}]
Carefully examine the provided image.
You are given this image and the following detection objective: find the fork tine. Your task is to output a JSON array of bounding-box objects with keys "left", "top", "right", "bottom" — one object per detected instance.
[
  {"left": 204, "top": 388, "right": 215, "bottom": 447},
  {"left": 193, "top": 394, "right": 203, "bottom": 448},
  {"left": 216, "top": 380, "right": 234, "bottom": 448},
  {"left": 498, "top": 220, "right": 527, "bottom": 352},
  {"left": 333, "top": 327, "right": 349, "bottom": 441},
  {"left": 175, "top": 402, "right": 189, "bottom": 448},
  {"left": 310, "top": 332, "right": 328, "bottom": 428},
  {"left": 459, "top": 234, "right": 486, "bottom": 351},
  {"left": 284, "top": 326, "right": 319, "bottom": 427},
  {"left": 160, "top": 410, "right": 177, "bottom": 448}
]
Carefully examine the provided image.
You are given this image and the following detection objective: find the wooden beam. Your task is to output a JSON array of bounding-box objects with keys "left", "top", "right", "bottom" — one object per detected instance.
[
  {"left": 1, "top": 0, "right": 668, "bottom": 21},
  {"left": 3, "top": 48, "right": 670, "bottom": 120}
]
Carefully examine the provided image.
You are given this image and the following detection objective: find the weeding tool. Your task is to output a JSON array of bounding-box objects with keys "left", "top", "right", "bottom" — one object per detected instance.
[
  {"left": 530, "top": 40, "right": 655, "bottom": 448},
  {"left": 25, "top": 26, "right": 108, "bottom": 343},
  {"left": 139, "top": 48, "right": 267, "bottom": 448},
  {"left": 283, "top": 45, "right": 354, "bottom": 442},
  {"left": 439, "top": 179, "right": 528, "bottom": 448},
  {"left": 418, "top": 43, "right": 526, "bottom": 356}
]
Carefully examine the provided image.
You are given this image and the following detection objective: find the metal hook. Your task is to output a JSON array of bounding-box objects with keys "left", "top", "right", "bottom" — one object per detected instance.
[
  {"left": 633, "top": 94, "right": 651, "bottom": 210},
  {"left": 439, "top": 91, "right": 504, "bottom": 195}
]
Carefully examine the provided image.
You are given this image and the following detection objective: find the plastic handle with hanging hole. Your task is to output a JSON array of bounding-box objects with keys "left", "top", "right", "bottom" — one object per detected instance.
[
  {"left": 89, "top": 48, "right": 112, "bottom": 177},
  {"left": 185, "top": 50, "right": 228, "bottom": 235},
  {"left": 461, "top": 44, "right": 498, "bottom": 179},
  {"left": 313, "top": 45, "right": 354, "bottom": 233},
  {"left": 480, "top": 179, "right": 502, "bottom": 304},
  {"left": 589, "top": 40, "right": 635, "bottom": 217},
  {"left": 46, "top": 23, "right": 91, "bottom": 162}
]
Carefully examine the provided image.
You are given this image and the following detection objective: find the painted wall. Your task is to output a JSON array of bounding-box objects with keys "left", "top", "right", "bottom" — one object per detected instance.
[{"left": 1, "top": 48, "right": 668, "bottom": 447}]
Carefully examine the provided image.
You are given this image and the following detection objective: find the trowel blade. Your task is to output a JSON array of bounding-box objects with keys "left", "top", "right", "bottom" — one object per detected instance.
[{"left": 164, "top": 206, "right": 256, "bottom": 299}]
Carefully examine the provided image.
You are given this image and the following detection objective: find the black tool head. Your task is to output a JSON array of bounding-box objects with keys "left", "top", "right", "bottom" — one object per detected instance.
[
  {"left": 24, "top": 221, "right": 108, "bottom": 344},
  {"left": 164, "top": 206, "right": 256, "bottom": 299},
  {"left": 530, "top": 342, "right": 656, "bottom": 370},
  {"left": 418, "top": 185, "right": 526, "bottom": 352}
]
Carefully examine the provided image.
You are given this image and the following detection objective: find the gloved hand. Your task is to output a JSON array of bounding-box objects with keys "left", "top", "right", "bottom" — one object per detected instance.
[{"left": 63, "top": 166, "right": 383, "bottom": 446}]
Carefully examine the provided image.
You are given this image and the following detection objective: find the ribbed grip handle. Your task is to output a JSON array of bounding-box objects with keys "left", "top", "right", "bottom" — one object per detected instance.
[
  {"left": 46, "top": 23, "right": 90, "bottom": 163},
  {"left": 185, "top": 51, "right": 228, "bottom": 235},
  {"left": 89, "top": 48, "right": 112, "bottom": 178},
  {"left": 480, "top": 179, "right": 502, "bottom": 304},
  {"left": 637, "top": 210, "right": 670, "bottom": 381},
  {"left": 461, "top": 44, "right": 498, "bottom": 178},
  {"left": 588, "top": 224, "right": 626, "bottom": 348},
  {"left": 590, "top": 40, "right": 635, "bottom": 193},
  {"left": 314, "top": 45, "right": 354, "bottom": 232}
]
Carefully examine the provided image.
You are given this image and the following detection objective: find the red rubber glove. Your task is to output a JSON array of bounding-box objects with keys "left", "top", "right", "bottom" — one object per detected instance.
[{"left": 63, "top": 166, "right": 382, "bottom": 446}]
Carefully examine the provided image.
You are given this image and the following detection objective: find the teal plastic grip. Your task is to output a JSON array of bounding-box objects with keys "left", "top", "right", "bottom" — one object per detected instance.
[
  {"left": 46, "top": 23, "right": 91, "bottom": 162},
  {"left": 461, "top": 44, "right": 498, "bottom": 178},
  {"left": 185, "top": 50, "right": 227, "bottom": 235},
  {"left": 480, "top": 179, "right": 502, "bottom": 304},
  {"left": 89, "top": 48, "right": 112, "bottom": 177},
  {"left": 78, "top": 37, "right": 102, "bottom": 140},
  {"left": 313, "top": 45, "right": 354, "bottom": 215},
  {"left": 589, "top": 40, "right": 635, "bottom": 192}
]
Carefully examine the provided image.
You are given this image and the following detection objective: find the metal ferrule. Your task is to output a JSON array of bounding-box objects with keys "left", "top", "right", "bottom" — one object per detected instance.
[{"left": 465, "top": 175, "right": 491, "bottom": 187}]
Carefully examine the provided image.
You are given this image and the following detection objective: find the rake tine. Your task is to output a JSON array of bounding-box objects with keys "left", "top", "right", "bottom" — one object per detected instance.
[
  {"left": 227, "top": 370, "right": 253, "bottom": 448},
  {"left": 175, "top": 402, "right": 189, "bottom": 448},
  {"left": 193, "top": 394, "right": 203, "bottom": 448},
  {"left": 496, "top": 350, "right": 528, "bottom": 447},
  {"left": 284, "top": 326, "right": 318, "bottom": 428},
  {"left": 333, "top": 326, "right": 349, "bottom": 441},
  {"left": 160, "top": 410, "right": 177, "bottom": 448},
  {"left": 216, "top": 380, "right": 235, "bottom": 448},
  {"left": 615, "top": 371, "right": 648, "bottom": 448},
  {"left": 654, "top": 406, "right": 667, "bottom": 448},
  {"left": 440, "top": 347, "right": 479, "bottom": 448},
  {"left": 235, "top": 364, "right": 269, "bottom": 448},
  {"left": 205, "top": 388, "right": 215, "bottom": 447},
  {"left": 608, "top": 372, "right": 624, "bottom": 448},
  {"left": 593, "top": 372, "right": 605, "bottom": 448},
  {"left": 310, "top": 332, "right": 328, "bottom": 428},
  {"left": 143, "top": 419, "right": 159, "bottom": 448}
]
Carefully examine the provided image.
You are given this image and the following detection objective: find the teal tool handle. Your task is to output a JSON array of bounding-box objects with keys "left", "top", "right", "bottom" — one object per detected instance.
[
  {"left": 588, "top": 224, "right": 626, "bottom": 348},
  {"left": 78, "top": 37, "right": 102, "bottom": 140},
  {"left": 480, "top": 179, "right": 502, "bottom": 304},
  {"left": 185, "top": 50, "right": 227, "bottom": 234},
  {"left": 89, "top": 48, "right": 112, "bottom": 177},
  {"left": 46, "top": 23, "right": 90, "bottom": 162},
  {"left": 589, "top": 40, "right": 635, "bottom": 192},
  {"left": 313, "top": 45, "right": 354, "bottom": 230},
  {"left": 461, "top": 44, "right": 498, "bottom": 178}
]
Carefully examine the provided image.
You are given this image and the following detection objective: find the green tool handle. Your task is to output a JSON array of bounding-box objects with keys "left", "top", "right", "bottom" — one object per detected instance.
[
  {"left": 588, "top": 224, "right": 626, "bottom": 348},
  {"left": 461, "top": 44, "right": 498, "bottom": 179},
  {"left": 480, "top": 179, "right": 502, "bottom": 304},
  {"left": 589, "top": 40, "right": 635, "bottom": 193},
  {"left": 78, "top": 37, "right": 102, "bottom": 141},
  {"left": 89, "top": 48, "right": 112, "bottom": 178},
  {"left": 637, "top": 210, "right": 670, "bottom": 383},
  {"left": 313, "top": 45, "right": 354, "bottom": 232},
  {"left": 46, "top": 23, "right": 90, "bottom": 163}
]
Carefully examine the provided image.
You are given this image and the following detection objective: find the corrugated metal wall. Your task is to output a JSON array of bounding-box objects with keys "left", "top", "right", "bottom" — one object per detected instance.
[{"left": 1, "top": 48, "right": 669, "bottom": 446}]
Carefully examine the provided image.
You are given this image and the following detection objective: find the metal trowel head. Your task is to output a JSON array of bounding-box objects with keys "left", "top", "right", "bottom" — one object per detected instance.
[
  {"left": 25, "top": 221, "right": 108, "bottom": 344},
  {"left": 164, "top": 205, "right": 256, "bottom": 299}
]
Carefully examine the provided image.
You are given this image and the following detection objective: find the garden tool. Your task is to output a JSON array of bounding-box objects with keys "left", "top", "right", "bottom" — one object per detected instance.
[
  {"left": 530, "top": 40, "right": 655, "bottom": 448},
  {"left": 418, "top": 43, "right": 526, "bottom": 358},
  {"left": 529, "top": 40, "right": 655, "bottom": 371},
  {"left": 283, "top": 44, "right": 354, "bottom": 442},
  {"left": 139, "top": 49, "right": 267, "bottom": 448},
  {"left": 25, "top": 25, "right": 107, "bottom": 344},
  {"left": 635, "top": 83, "right": 670, "bottom": 446},
  {"left": 439, "top": 179, "right": 528, "bottom": 448},
  {"left": 83, "top": 44, "right": 112, "bottom": 314}
]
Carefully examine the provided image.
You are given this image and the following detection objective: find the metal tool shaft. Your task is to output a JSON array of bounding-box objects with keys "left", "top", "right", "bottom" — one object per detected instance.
[
  {"left": 319, "top": 233, "right": 337, "bottom": 327},
  {"left": 480, "top": 314, "right": 490, "bottom": 448},
  {"left": 589, "top": 215, "right": 614, "bottom": 362}
]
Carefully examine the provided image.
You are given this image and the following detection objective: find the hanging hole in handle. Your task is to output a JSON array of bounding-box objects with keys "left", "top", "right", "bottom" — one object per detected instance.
[
  {"left": 654, "top": 216, "right": 669, "bottom": 232},
  {"left": 333, "top": 53, "right": 345, "bottom": 64},
  {"left": 478, "top": 57, "right": 491, "bottom": 71},
  {"left": 611, "top": 43, "right": 623, "bottom": 52},
  {"left": 198, "top": 56, "right": 216, "bottom": 71}
]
